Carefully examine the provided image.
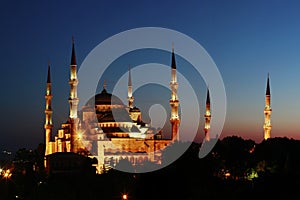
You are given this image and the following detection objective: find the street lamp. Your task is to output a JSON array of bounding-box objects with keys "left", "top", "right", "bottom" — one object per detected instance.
[
  {"left": 122, "top": 194, "right": 128, "bottom": 200},
  {"left": 3, "top": 169, "right": 12, "bottom": 180}
]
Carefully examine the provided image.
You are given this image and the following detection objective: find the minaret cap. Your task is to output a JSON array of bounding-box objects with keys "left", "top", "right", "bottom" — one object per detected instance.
[
  {"left": 71, "top": 36, "right": 77, "bottom": 66},
  {"left": 266, "top": 74, "right": 270, "bottom": 96},
  {"left": 171, "top": 44, "right": 176, "bottom": 69},
  {"left": 206, "top": 88, "right": 210, "bottom": 105},
  {"left": 128, "top": 65, "right": 132, "bottom": 86},
  {"left": 47, "top": 62, "right": 51, "bottom": 83}
]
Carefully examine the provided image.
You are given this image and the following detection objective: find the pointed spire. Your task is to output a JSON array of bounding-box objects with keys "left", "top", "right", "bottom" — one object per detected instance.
[
  {"left": 171, "top": 44, "right": 176, "bottom": 69},
  {"left": 206, "top": 88, "right": 210, "bottom": 105},
  {"left": 71, "top": 36, "right": 77, "bottom": 66},
  {"left": 103, "top": 80, "right": 107, "bottom": 90},
  {"left": 128, "top": 65, "right": 132, "bottom": 86},
  {"left": 266, "top": 73, "right": 270, "bottom": 96},
  {"left": 47, "top": 61, "right": 51, "bottom": 83}
]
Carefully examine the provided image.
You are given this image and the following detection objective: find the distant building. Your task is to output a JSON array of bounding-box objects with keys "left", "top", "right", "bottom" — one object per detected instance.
[{"left": 44, "top": 39, "right": 180, "bottom": 173}]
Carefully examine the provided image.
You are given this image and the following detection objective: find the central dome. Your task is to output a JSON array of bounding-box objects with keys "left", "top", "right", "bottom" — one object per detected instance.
[
  {"left": 84, "top": 88, "right": 132, "bottom": 123},
  {"left": 93, "top": 89, "right": 124, "bottom": 106}
]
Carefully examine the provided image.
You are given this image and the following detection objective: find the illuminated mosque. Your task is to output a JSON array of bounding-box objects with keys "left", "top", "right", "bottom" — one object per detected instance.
[
  {"left": 43, "top": 40, "right": 180, "bottom": 173},
  {"left": 43, "top": 39, "right": 272, "bottom": 174}
]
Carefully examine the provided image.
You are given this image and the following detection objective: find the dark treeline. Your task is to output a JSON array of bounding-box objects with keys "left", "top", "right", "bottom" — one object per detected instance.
[{"left": 1, "top": 136, "right": 300, "bottom": 200}]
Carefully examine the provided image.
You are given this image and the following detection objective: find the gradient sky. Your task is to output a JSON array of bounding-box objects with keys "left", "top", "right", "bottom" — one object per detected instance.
[{"left": 1, "top": 0, "right": 300, "bottom": 151}]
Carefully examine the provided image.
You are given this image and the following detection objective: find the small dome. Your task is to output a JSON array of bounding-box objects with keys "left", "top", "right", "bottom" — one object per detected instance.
[{"left": 130, "top": 106, "right": 140, "bottom": 112}]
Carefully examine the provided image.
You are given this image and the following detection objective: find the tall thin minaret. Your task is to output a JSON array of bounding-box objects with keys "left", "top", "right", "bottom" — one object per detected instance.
[
  {"left": 169, "top": 46, "right": 180, "bottom": 141},
  {"left": 68, "top": 37, "right": 79, "bottom": 151},
  {"left": 263, "top": 74, "right": 272, "bottom": 140},
  {"left": 69, "top": 37, "right": 79, "bottom": 119},
  {"left": 204, "top": 88, "right": 211, "bottom": 142},
  {"left": 44, "top": 62, "right": 53, "bottom": 156},
  {"left": 128, "top": 66, "right": 134, "bottom": 108}
]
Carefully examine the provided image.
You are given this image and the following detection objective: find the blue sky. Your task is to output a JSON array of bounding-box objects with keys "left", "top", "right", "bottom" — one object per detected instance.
[{"left": 1, "top": 0, "right": 300, "bottom": 150}]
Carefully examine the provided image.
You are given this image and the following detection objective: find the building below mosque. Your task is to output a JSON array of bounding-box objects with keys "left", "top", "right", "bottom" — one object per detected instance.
[{"left": 43, "top": 39, "right": 180, "bottom": 173}]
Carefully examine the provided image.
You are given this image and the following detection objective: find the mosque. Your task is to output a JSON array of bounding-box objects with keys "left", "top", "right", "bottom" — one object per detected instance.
[
  {"left": 43, "top": 40, "right": 180, "bottom": 173},
  {"left": 43, "top": 39, "right": 272, "bottom": 174}
]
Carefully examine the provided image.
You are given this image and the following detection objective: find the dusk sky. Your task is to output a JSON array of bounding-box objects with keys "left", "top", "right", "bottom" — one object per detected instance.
[{"left": 1, "top": 0, "right": 300, "bottom": 151}]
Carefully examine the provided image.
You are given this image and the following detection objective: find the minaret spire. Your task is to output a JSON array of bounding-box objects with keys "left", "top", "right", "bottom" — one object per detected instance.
[
  {"left": 263, "top": 74, "right": 272, "bottom": 140},
  {"left": 204, "top": 88, "right": 211, "bottom": 142},
  {"left": 47, "top": 61, "right": 51, "bottom": 83},
  {"left": 68, "top": 37, "right": 79, "bottom": 152},
  {"left": 128, "top": 65, "right": 134, "bottom": 108},
  {"left": 128, "top": 65, "right": 132, "bottom": 86},
  {"left": 44, "top": 62, "right": 53, "bottom": 156},
  {"left": 169, "top": 45, "right": 180, "bottom": 141},
  {"left": 266, "top": 73, "right": 270, "bottom": 96},
  {"left": 71, "top": 36, "right": 77, "bottom": 66},
  {"left": 171, "top": 42, "right": 176, "bottom": 70}
]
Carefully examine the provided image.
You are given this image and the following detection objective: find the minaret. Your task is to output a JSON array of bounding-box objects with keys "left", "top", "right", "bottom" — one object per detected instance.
[
  {"left": 204, "top": 88, "right": 211, "bottom": 142},
  {"left": 44, "top": 62, "right": 53, "bottom": 156},
  {"left": 169, "top": 46, "right": 180, "bottom": 141},
  {"left": 68, "top": 37, "right": 79, "bottom": 151},
  {"left": 69, "top": 37, "right": 79, "bottom": 119},
  {"left": 263, "top": 74, "right": 272, "bottom": 140},
  {"left": 128, "top": 66, "right": 134, "bottom": 108}
]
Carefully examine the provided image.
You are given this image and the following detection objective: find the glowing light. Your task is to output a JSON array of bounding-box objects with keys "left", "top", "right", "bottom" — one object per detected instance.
[
  {"left": 225, "top": 172, "right": 231, "bottom": 177},
  {"left": 3, "top": 169, "right": 12, "bottom": 179},
  {"left": 246, "top": 168, "right": 259, "bottom": 180},
  {"left": 122, "top": 194, "right": 128, "bottom": 200},
  {"left": 77, "top": 132, "right": 83, "bottom": 139},
  {"left": 249, "top": 145, "right": 256, "bottom": 153}
]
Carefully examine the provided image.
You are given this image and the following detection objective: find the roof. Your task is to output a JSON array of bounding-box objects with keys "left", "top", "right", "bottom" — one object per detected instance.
[{"left": 96, "top": 109, "right": 132, "bottom": 122}]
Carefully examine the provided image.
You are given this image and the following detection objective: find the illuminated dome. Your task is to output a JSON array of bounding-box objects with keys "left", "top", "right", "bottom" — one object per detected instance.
[
  {"left": 87, "top": 88, "right": 124, "bottom": 106},
  {"left": 85, "top": 88, "right": 131, "bottom": 123}
]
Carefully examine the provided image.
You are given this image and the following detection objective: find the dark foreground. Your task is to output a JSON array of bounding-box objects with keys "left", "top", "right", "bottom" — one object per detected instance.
[{"left": 1, "top": 136, "right": 300, "bottom": 200}]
